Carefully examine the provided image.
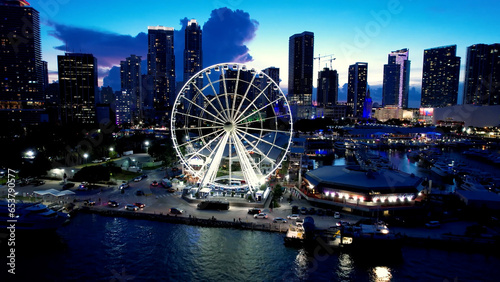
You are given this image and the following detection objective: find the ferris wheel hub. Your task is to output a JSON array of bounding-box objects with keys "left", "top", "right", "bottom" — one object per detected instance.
[{"left": 223, "top": 121, "right": 235, "bottom": 133}]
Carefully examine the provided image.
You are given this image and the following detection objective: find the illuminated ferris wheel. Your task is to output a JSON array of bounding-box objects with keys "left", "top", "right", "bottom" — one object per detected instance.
[{"left": 170, "top": 63, "right": 293, "bottom": 191}]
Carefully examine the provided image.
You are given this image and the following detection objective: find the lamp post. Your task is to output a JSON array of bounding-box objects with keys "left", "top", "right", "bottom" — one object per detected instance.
[
  {"left": 109, "top": 147, "right": 114, "bottom": 159},
  {"left": 83, "top": 153, "right": 88, "bottom": 165},
  {"left": 144, "top": 141, "right": 150, "bottom": 153}
]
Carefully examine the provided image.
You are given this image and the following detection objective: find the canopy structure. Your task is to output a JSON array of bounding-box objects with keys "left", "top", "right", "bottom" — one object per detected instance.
[
  {"left": 199, "top": 188, "right": 211, "bottom": 193},
  {"left": 34, "top": 189, "right": 75, "bottom": 197}
]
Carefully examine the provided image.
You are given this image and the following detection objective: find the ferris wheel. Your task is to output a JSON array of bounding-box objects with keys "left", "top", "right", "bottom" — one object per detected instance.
[{"left": 170, "top": 63, "right": 293, "bottom": 192}]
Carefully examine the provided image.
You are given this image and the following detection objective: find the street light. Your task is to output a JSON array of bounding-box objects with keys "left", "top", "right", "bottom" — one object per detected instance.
[
  {"left": 83, "top": 153, "right": 88, "bottom": 165},
  {"left": 144, "top": 141, "right": 150, "bottom": 153}
]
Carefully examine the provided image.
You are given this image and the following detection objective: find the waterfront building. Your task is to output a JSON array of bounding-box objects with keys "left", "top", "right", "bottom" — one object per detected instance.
[
  {"left": 58, "top": 53, "right": 98, "bottom": 125},
  {"left": 0, "top": 0, "right": 46, "bottom": 124},
  {"left": 463, "top": 43, "right": 500, "bottom": 105},
  {"left": 304, "top": 165, "right": 422, "bottom": 216},
  {"left": 317, "top": 67, "right": 338, "bottom": 107},
  {"left": 421, "top": 45, "right": 460, "bottom": 108},
  {"left": 148, "top": 26, "right": 175, "bottom": 125},
  {"left": 120, "top": 55, "right": 143, "bottom": 123},
  {"left": 382, "top": 49, "right": 410, "bottom": 108},
  {"left": 433, "top": 104, "right": 500, "bottom": 127},
  {"left": 347, "top": 62, "right": 368, "bottom": 118},
  {"left": 288, "top": 31, "right": 314, "bottom": 119}
]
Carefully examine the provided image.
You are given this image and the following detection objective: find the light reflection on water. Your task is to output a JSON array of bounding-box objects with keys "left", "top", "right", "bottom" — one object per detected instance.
[{"left": 371, "top": 266, "right": 392, "bottom": 282}]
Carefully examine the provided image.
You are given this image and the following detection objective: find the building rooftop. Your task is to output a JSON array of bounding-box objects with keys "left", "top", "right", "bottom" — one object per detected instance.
[{"left": 305, "top": 165, "right": 422, "bottom": 194}]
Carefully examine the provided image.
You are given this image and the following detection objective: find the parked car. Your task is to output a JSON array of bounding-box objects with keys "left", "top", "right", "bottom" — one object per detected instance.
[
  {"left": 308, "top": 207, "right": 316, "bottom": 215},
  {"left": 254, "top": 213, "right": 268, "bottom": 219},
  {"left": 83, "top": 199, "right": 95, "bottom": 206},
  {"left": 336, "top": 221, "right": 350, "bottom": 227},
  {"left": 140, "top": 174, "right": 148, "bottom": 179},
  {"left": 316, "top": 209, "right": 325, "bottom": 216},
  {"left": 167, "top": 187, "right": 175, "bottom": 193},
  {"left": 299, "top": 207, "right": 308, "bottom": 215},
  {"left": 133, "top": 177, "right": 142, "bottom": 182},
  {"left": 136, "top": 190, "right": 145, "bottom": 196},
  {"left": 62, "top": 182, "right": 75, "bottom": 190},
  {"left": 425, "top": 221, "right": 441, "bottom": 229},
  {"left": 108, "top": 201, "right": 119, "bottom": 207},
  {"left": 169, "top": 208, "right": 183, "bottom": 214},
  {"left": 287, "top": 214, "right": 301, "bottom": 220},
  {"left": 273, "top": 217, "right": 287, "bottom": 223},
  {"left": 92, "top": 159, "right": 102, "bottom": 163},
  {"left": 291, "top": 206, "right": 299, "bottom": 214},
  {"left": 33, "top": 180, "right": 45, "bottom": 186},
  {"left": 248, "top": 208, "right": 262, "bottom": 215},
  {"left": 325, "top": 209, "right": 334, "bottom": 216},
  {"left": 119, "top": 183, "right": 129, "bottom": 189},
  {"left": 134, "top": 202, "right": 145, "bottom": 208},
  {"left": 334, "top": 212, "right": 341, "bottom": 219},
  {"left": 125, "top": 204, "right": 139, "bottom": 211}
]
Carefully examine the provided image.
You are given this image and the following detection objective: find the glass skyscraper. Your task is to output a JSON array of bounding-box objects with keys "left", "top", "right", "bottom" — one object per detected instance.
[
  {"left": 317, "top": 68, "right": 338, "bottom": 107},
  {"left": 347, "top": 62, "right": 368, "bottom": 118},
  {"left": 120, "top": 54, "right": 142, "bottom": 123},
  {"left": 382, "top": 49, "right": 410, "bottom": 108},
  {"left": 58, "top": 53, "right": 98, "bottom": 125},
  {"left": 420, "top": 45, "right": 460, "bottom": 108},
  {"left": 183, "top": 19, "right": 203, "bottom": 109},
  {"left": 0, "top": 0, "right": 45, "bottom": 124},
  {"left": 288, "top": 31, "right": 314, "bottom": 119},
  {"left": 147, "top": 26, "right": 175, "bottom": 125},
  {"left": 463, "top": 43, "right": 500, "bottom": 105}
]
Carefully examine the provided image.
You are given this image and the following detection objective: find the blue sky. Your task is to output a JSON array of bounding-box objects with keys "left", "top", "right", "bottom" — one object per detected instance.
[{"left": 31, "top": 0, "right": 500, "bottom": 106}]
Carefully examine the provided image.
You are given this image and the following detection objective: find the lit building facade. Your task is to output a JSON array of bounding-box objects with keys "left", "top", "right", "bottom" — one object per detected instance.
[
  {"left": 120, "top": 54, "right": 142, "bottom": 123},
  {"left": 288, "top": 31, "right": 314, "bottom": 119},
  {"left": 183, "top": 19, "right": 202, "bottom": 109},
  {"left": 463, "top": 43, "right": 500, "bottom": 105},
  {"left": 421, "top": 45, "right": 460, "bottom": 108},
  {"left": 147, "top": 26, "right": 175, "bottom": 125},
  {"left": 0, "top": 0, "right": 45, "bottom": 124},
  {"left": 382, "top": 48, "right": 410, "bottom": 108},
  {"left": 58, "top": 53, "right": 98, "bottom": 125},
  {"left": 115, "top": 90, "right": 132, "bottom": 125},
  {"left": 347, "top": 62, "right": 368, "bottom": 118}
]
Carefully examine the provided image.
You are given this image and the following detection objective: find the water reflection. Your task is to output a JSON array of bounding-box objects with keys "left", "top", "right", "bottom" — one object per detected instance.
[
  {"left": 337, "top": 253, "right": 354, "bottom": 280},
  {"left": 371, "top": 266, "right": 392, "bottom": 282}
]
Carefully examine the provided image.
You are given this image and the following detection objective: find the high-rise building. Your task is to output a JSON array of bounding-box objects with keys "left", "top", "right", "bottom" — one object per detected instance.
[
  {"left": 347, "top": 62, "right": 368, "bottom": 117},
  {"left": 421, "top": 45, "right": 460, "bottom": 108},
  {"left": 147, "top": 26, "right": 175, "bottom": 125},
  {"left": 100, "top": 86, "right": 114, "bottom": 104},
  {"left": 183, "top": 19, "right": 203, "bottom": 109},
  {"left": 262, "top": 67, "right": 281, "bottom": 111},
  {"left": 115, "top": 90, "right": 132, "bottom": 125},
  {"left": 58, "top": 53, "right": 98, "bottom": 125},
  {"left": 0, "top": 0, "right": 45, "bottom": 124},
  {"left": 382, "top": 49, "right": 410, "bottom": 108},
  {"left": 120, "top": 54, "right": 142, "bottom": 123},
  {"left": 317, "top": 67, "right": 338, "bottom": 107},
  {"left": 463, "top": 43, "right": 500, "bottom": 105},
  {"left": 288, "top": 32, "right": 314, "bottom": 119}
]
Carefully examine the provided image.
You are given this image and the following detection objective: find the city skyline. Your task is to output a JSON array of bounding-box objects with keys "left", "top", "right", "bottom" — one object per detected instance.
[{"left": 28, "top": 0, "right": 500, "bottom": 108}]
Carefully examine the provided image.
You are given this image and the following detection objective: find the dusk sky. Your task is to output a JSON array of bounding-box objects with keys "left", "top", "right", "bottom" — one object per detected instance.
[{"left": 31, "top": 0, "right": 500, "bottom": 107}]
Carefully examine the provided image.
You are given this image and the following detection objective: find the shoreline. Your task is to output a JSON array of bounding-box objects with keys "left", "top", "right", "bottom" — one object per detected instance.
[{"left": 72, "top": 206, "right": 500, "bottom": 254}]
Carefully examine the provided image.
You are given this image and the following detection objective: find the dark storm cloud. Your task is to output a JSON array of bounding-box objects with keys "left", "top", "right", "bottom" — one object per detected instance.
[
  {"left": 49, "top": 22, "right": 147, "bottom": 68},
  {"left": 102, "top": 66, "right": 121, "bottom": 91},
  {"left": 202, "top": 8, "right": 259, "bottom": 66}
]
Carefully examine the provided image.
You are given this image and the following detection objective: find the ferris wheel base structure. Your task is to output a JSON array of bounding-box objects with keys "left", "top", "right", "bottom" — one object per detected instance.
[{"left": 171, "top": 63, "right": 293, "bottom": 193}]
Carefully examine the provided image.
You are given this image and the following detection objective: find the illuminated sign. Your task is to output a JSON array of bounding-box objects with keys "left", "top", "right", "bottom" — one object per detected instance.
[{"left": 419, "top": 108, "right": 434, "bottom": 116}]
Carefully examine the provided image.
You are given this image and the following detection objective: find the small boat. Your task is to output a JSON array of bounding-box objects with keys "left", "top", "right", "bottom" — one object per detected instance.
[{"left": 0, "top": 201, "right": 70, "bottom": 231}]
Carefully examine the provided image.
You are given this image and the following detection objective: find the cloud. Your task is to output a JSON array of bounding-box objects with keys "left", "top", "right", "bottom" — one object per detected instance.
[
  {"left": 49, "top": 22, "right": 147, "bottom": 68},
  {"left": 202, "top": 8, "right": 259, "bottom": 66},
  {"left": 48, "top": 7, "right": 259, "bottom": 89}
]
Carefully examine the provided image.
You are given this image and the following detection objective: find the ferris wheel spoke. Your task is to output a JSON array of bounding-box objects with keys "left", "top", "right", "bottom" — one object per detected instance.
[
  {"left": 200, "top": 132, "right": 230, "bottom": 187},
  {"left": 235, "top": 96, "right": 283, "bottom": 124},
  {"left": 180, "top": 128, "right": 224, "bottom": 149},
  {"left": 175, "top": 111, "right": 224, "bottom": 125},
  {"left": 233, "top": 81, "right": 272, "bottom": 123},
  {"left": 237, "top": 115, "right": 281, "bottom": 126},
  {"left": 185, "top": 130, "right": 226, "bottom": 163},
  {"left": 231, "top": 132, "right": 261, "bottom": 187},
  {"left": 229, "top": 68, "right": 241, "bottom": 121},
  {"left": 239, "top": 126, "right": 291, "bottom": 135},
  {"left": 204, "top": 74, "right": 230, "bottom": 121},
  {"left": 191, "top": 82, "right": 229, "bottom": 122},
  {"left": 175, "top": 125, "right": 223, "bottom": 131},
  {"left": 233, "top": 73, "right": 258, "bottom": 122},
  {"left": 234, "top": 130, "right": 277, "bottom": 167},
  {"left": 220, "top": 69, "right": 230, "bottom": 119},
  {"left": 236, "top": 128, "right": 288, "bottom": 152},
  {"left": 180, "top": 95, "right": 226, "bottom": 124}
]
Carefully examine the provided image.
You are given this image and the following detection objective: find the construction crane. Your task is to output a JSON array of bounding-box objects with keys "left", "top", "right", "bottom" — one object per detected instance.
[{"left": 313, "top": 54, "right": 335, "bottom": 70}]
